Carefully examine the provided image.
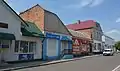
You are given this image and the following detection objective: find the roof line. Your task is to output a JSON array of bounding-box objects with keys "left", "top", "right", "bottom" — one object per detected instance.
[
  {"left": 2, "top": 0, "right": 28, "bottom": 26},
  {"left": 74, "top": 27, "right": 93, "bottom": 31},
  {"left": 103, "top": 34, "right": 114, "bottom": 40},
  {"left": 19, "top": 4, "right": 71, "bottom": 35},
  {"left": 19, "top": 4, "right": 44, "bottom": 15},
  {"left": 45, "top": 11, "right": 72, "bottom": 36}
]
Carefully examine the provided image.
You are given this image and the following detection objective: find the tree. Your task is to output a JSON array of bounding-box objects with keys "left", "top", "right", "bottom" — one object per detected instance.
[{"left": 114, "top": 41, "right": 120, "bottom": 50}]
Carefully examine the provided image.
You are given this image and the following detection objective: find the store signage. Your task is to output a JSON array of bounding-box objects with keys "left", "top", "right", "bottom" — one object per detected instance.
[
  {"left": 19, "top": 54, "right": 34, "bottom": 60},
  {"left": 0, "top": 45, "right": 9, "bottom": 48},
  {"left": 72, "top": 38, "right": 81, "bottom": 46},
  {"left": 46, "top": 33, "right": 60, "bottom": 39}
]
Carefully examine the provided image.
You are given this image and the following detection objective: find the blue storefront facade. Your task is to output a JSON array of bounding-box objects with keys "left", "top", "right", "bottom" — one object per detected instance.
[
  {"left": 43, "top": 32, "right": 60, "bottom": 60},
  {"left": 43, "top": 32, "right": 73, "bottom": 60}
]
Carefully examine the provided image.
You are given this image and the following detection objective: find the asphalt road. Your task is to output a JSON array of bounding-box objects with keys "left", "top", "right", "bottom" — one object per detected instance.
[{"left": 15, "top": 54, "right": 120, "bottom": 71}]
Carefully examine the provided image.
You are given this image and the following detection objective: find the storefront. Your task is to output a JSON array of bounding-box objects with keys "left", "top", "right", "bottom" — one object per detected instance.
[
  {"left": 60, "top": 35, "right": 73, "bottom": 59},
  {"left": 4, "top": 21, "right": 44, "bottom": 62},
  {"left": 14, "top": 21, "right": 44, "bottom": 61},
  {"left": 0, "top": 1, "right": 44, "bottom": 62},
  {"left": 68, "top": 29, "right": 90, "bottom": 57},
  {"left": 0, "top": 33, "right": 15, "bottom": 63},
  {"left": 14, "top": 41, "right": 36, "bottom": 61},
  {"left": 43, "top": 32, "right": 60, "bottom": 60},
  {"left": 93, "top": 40, "right": 102, "bottom": 53},
  {"left": 72, "top": 37, "right": 90, "bottom": 56}
]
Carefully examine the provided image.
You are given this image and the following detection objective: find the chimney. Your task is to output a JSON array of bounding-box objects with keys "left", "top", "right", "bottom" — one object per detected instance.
[{"left": 78, "top": 20, "right": 80, "bottom": 24}]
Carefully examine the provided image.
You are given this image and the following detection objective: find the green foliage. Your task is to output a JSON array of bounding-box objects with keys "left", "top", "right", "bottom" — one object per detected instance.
[{"left": 115, "top": 41, "right": 120, "bottom": 50}]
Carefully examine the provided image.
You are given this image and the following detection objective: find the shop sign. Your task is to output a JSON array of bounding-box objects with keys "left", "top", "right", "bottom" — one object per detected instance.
[
  {"left": 46, "top": 33, "right": 60, "bottom": 39},
  {"left": 72, "top": 38, "right": 81, "bottom": 46},
  {"left": 19, "top": 54, "right": 34, "bottom": 60},
  {"left": 0, "top": 45, "right": 9, "bottom": 48}
]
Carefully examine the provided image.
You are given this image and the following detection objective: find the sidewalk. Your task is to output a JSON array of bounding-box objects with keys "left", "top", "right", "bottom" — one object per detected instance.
[
  {"left": 1, "top": 54, "right": 101, "bottom": 71},
  {"left": 0, "top": 60, "right": 46, "bottom": 70}
]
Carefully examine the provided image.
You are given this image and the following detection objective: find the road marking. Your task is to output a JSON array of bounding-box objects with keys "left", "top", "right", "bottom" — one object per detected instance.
[{"left": 112, "top": 65, "right": 120, "bottom": 71}]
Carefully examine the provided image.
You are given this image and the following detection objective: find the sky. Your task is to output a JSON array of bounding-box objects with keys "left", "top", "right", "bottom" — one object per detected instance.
[{"left": 5, "top": 0, "right": 120, "bottom": 41}]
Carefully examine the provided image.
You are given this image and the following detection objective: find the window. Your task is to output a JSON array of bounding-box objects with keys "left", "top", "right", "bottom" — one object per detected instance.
[
  {"left": 0, "top": 40, "right": 10, "bottom": 48},
  {"left": 15, "top": 41, "right": 19, "bottom": 52},
  {"left": 94, "top": 43, "right": 96, "bottom": 50},
  {"left": 15, "top": 41, "right": 36, "bottom": 53},
  {"left": 20, "top": 41, "right": 28, "bottom": 53},
  {"left": 0, "top": 22, "right": 8, "bottom": 28},
  {"left": 2, "top": 40, "right": 9, "bottom": 48},
  {"left": 29, "top": 42, "right": 36, "bottom": 52},
  {"left": 61, "top": 41, "right": 68, "bottom": 51}
]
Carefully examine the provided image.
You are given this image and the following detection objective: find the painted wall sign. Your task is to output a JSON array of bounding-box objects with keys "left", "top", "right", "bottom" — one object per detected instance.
[
  {"left": 72, "top": 38, "right": 82, "bottom": 46},
  {"left": 72, "top": 37, "right": 90, "bottom": 54},
  {"left": 46, "top": 33, "right": 60, "bottom": 39},
  {"left": 19, "top": 54, "right": 34, "bottom": 60}
]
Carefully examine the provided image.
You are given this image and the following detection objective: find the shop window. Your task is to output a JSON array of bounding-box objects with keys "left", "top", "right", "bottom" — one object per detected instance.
[
  {"left": 2, "top": 40, "right": 9, "bottom": 48},
  {"left": 20, "top": 41, "right": 28, "bottom": 53},
  {"left": 94, "top": 43, "right": 96, "bottom": 50},
  {"left": 15, "top": 41, "right": 19, "bottom": 52},
  {"left": 0, "top": 22, "right": 8, "bottom": 29},
  {"left": 15, "top": 41, "right": 36, "bottom": 53},
  {"left": 29, "top": 42, "right": 36, "bottom": 52}
]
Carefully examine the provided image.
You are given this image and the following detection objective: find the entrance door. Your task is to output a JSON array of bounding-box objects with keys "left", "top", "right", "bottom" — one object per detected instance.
[
  {"left": 0, "top": 40, "right": 10, "bottom": 63},
  {"left": 47, "top": 39, "right": 57, "bottom": 57},
  {"left": 61, "top": 41, "right": 68, "bottom": 54}
]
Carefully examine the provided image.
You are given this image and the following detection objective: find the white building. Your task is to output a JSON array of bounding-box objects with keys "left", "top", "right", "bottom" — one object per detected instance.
[
  {"left": 0, "top": 0, "right": 44, "bottom": 63},
  {"left": 102, "top": 35, "right": 115, "bottom": 50}
]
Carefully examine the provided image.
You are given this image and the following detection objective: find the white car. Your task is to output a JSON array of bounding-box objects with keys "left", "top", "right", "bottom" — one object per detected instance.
[{"left": 103, "top": 49, "right": 114, "bottom": 56}]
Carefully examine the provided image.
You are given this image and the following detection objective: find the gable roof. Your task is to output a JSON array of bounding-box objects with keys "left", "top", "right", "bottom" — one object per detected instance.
[
  {"left": 21, "top": 21, "right": 44, "bottom": 38},
  {"left": 44, "top": 10, "right": 72, "bottom": 35},
  {"left": 66, "top": 20, "right": 96, "bottom": 30},
  {"left": 20, "top": 4, "right": 44, "bottom": 15},
  {"left": 68, "top": 29, "right": 90, "bottom": 40},
  {"left": 19, "top": 4, "right": 72, "bottom": 35},
  {"left": 2, "top": 0, "right": 28, "bottom": 26}
]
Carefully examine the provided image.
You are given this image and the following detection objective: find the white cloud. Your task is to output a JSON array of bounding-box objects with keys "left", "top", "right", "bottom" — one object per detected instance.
[
  {"left": 65, "top": 0, "right": 104, "bottom": 9},
  {"left": 116, "top": 18, "right": 120, "bottom": 23},
  {"left": 105, "top": 29, "right": 120, "bottom": 41}
]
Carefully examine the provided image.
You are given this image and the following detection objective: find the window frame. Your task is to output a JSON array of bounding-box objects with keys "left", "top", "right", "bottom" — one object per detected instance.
[
  {"left": 0, "top": 22, "right": 8, "bottom": 29},
  {"left": 14, "top": 40, "right": 36, "bottom": 54}
]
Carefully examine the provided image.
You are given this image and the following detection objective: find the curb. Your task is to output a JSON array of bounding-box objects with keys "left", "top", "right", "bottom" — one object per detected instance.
[{"left": 1, "top": 55, "right": 102, "bottom": 71}]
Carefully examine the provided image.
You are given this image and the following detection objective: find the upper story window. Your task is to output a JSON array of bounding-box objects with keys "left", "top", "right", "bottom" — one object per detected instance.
[{"left": 0, "top": 22, "right": 8, "bottom": 29}]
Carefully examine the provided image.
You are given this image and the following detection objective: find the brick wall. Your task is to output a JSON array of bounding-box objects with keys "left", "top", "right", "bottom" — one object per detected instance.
[{"left": 20, "top": 5, "right": 44, "bottom": 31}]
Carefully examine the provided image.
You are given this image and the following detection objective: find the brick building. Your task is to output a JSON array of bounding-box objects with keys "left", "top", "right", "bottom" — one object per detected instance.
[{"left": 67, "top": 20, "right": 103, "bottom": 53}]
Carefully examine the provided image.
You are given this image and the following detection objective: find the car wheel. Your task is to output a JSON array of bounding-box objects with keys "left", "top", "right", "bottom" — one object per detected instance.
[{"left": 111, "top": 54, "right": 113, "bottom": 56}]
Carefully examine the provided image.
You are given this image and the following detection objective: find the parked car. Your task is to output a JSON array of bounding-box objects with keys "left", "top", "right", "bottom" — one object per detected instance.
[{"left": 103, "top": 49, "right": 114, "bottom": 56}]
